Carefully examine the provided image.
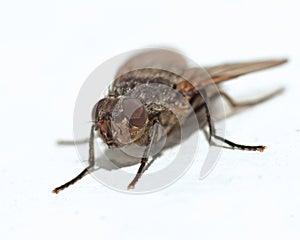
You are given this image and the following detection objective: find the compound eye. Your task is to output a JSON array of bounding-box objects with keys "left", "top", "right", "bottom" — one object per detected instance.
[
  {"left": 122, "top": 98, "right": 148, "bottom": 128},
  {"left": 92, "top": 98, "right": 106, "bottom": 122},
  {"left": 91, "top": 103, "right": 98, "bottom": 122}
]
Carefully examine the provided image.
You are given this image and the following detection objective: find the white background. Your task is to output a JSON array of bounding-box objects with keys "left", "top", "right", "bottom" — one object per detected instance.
[{"left": 1, "top": 0, "right": 299, "bottom": 239}]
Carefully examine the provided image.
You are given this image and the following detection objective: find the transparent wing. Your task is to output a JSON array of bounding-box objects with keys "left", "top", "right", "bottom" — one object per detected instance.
[
  {"left": 184, "top": 58, "right": 288, "bottom": 91},
  {"left": 116, "top": 48, "right": 188, "bottom": 78},
  {"left": 117, "top": 50, "right": 287, "bottom": 90},
  {"left": 205, "top": 59, "right": 288, "bottom": 84}
]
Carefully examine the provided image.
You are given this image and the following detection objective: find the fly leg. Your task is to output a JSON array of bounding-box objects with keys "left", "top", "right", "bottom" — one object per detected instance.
[
  {"left": 52, "top": 125, "right": 96, "bottom": 194},
  {"left": 127, "top": 122, "right": 159, "bottom": 190},
  {"left": 201, "top": 90, "right": 265, "bottom": 152},
  {"left": 220, "top": 88, "right": 284, "bottom": 108},
  {"left": 57, "top": 138, "right": 90, "bottom": 145}
]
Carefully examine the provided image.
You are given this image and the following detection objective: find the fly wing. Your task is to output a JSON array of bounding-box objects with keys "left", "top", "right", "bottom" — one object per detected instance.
[
  {"left": 178, "top": 59, "right": 287, "bottom": 91},
  {"left": 205, "top": 59, "right": 288, "bottom": 84},
  {"left": 116, "top": 49, "right": 188, "bottom": 78}
]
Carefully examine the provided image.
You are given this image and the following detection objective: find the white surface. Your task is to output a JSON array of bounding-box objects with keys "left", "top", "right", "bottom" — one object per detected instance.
[{"left": 1, "top": 0, "right": 300, "bottom": 239}]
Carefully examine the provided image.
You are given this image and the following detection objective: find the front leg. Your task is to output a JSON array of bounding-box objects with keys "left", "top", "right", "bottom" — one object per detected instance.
[
  {"left": 127, "top": 121, "right": 159, "bottom": 189},
  {"left": 52, "top": 125, "right": 96, "bottom": 194}
]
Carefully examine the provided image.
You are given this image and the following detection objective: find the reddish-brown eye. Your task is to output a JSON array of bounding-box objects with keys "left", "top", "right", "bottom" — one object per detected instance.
[
  {"left": 91, "top": 103, "right": 98, "bottom": 122},
  {"left": 122, "top": 98, "right": 147, "bottom": 127},
  {"left": 91, "top": 98, "right": 106, "bottom": 122}
]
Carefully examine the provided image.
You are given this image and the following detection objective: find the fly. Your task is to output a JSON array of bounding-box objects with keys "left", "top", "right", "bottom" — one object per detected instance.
[{"left": 52, "top": 49, "right": 287, "bottom": 193}]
